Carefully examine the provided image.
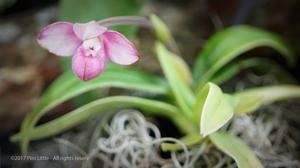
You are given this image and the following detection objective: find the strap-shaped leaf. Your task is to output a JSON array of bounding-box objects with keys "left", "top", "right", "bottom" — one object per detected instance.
[
  {"left": 150, "top": 15, "right": 193, "bottom": 85},
  {"left": 11, "top": 96, "right": 181, "bottom": 141},
  {"left": 194, "top": 83, "right": 234, "bottom": 136},
  {"left": 155, "top": 42, "right": 195, "bottom": 118},
  {"left": 193, "top": 25, "right": 295, "bottom": 90},
  {"left": 210, "top": 132, "right": 263, "bottom": 168},
  {"left": 15, "top": 65, "right": 169, "bottom": 153},
  {"left": 172, "top": 55, "right": 193, "bottom": 86},
  {"left": 235, "top": 85, "right": 300, "bottom": 114},
  {"left": 21, "top": 65, "right": 168, "bottom": 130}
]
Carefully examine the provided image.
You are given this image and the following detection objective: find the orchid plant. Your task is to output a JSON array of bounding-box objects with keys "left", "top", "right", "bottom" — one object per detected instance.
[{"left": 11, "top": 15, "right": 300, "bottom": 168}]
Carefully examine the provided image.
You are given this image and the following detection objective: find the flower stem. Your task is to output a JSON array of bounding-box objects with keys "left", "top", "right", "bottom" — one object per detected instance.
[
  {"left": 98, "top": 16, "right": 180, "bottom": 56},
  {"left": 98, "top": 16, "right": 152, "bottom": 28}
]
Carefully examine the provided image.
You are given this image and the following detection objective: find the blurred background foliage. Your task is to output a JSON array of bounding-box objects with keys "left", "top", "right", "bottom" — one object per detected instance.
[{"left": 59, "top": 0, "right": 141, "bottom": 36}]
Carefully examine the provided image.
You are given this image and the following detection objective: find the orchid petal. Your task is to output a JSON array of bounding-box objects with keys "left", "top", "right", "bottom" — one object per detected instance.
[
  {"left": 37, "top": 22, "right": 81, "bottom": 56},
  {"left": 102, "top": 31, "right": 139, "bottom": 65},
  {"left": 73, "top": 21, "right": 107, "bottom": 40},
  {"left": 72, "top": 46, "right": 106, "bottom": 81}
]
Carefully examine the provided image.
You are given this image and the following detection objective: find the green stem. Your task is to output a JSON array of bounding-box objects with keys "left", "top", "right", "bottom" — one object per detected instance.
[{"left": 98, "top": 16, "right": 152, "bottom": 28}]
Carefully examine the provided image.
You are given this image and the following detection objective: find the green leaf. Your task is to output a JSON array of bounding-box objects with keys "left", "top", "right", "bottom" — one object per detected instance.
[
  {"left": 172, "top": 54, "right": 193, "bottom": 86},
  {"left": 11, "top": 96, "right": 181, "bottom": 141},
  {"left": 210, "top": 132, "right": 263, "bottom": 168},
  {"left": 235, "top": 85, "right": 300, "bottom": 114},
  {"left": 21, "top": 65, "right": 168, "bottom": 130},
  {"left": 15, "top": 65, "right": 169, "bottom": 153},
  {"left": 161, "top": 133, "right": 202, "bottom": 152},
  {"left": 194, "top": 83, "right": 234, "bottom": 136},
  {"left": 193, "top": 25, "right": 295, "bottom": 90},
  {"left": 155, "top": 42, "right": 195, "bottom": 118}
]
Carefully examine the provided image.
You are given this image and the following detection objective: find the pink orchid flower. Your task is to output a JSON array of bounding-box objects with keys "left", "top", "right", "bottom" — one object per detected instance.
[{"left": 37, "top": 21, "right": 139, "bottom": 81}]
